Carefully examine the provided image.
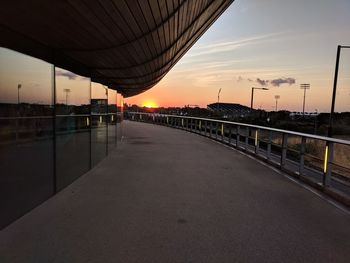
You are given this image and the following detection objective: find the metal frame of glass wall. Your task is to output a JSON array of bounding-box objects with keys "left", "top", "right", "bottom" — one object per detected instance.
[{"left": 0, "top": 48, "right": 123, "bottom": 229}]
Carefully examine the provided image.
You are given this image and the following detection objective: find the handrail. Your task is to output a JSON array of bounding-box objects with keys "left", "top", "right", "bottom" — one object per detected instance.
[
  {"left": 127, "top": 111, "right": 350, "bottom": 205},
  {"left": 129, "top": 112, "right": 350, "bottom": 146},
  {"left": 0, "top": 116, "right": 53, "bottom": 120},
  {"left": 0, "top": 113, "right": 119, "bottom": 120}
]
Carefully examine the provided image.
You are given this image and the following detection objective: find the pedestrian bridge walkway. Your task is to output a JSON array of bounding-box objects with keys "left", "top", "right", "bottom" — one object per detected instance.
[{"left": 0, "top": 121, "right": 349, "bottom": 263}]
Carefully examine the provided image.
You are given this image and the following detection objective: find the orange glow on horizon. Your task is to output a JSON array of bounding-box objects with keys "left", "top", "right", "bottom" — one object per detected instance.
[{"left": 142, "top": 100, "right": 159, "bottom": 108}]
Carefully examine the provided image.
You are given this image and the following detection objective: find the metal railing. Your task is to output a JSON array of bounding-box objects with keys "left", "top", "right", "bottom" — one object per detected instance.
[{"left": 128, "top": 112, "right": 350, "bottom": 203}]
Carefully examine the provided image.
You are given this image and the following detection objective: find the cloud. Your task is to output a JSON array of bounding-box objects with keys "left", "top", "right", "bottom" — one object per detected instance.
[
  {"left": 237, "top": 76, "right": 296, "bottom": 87},
  {"left": 56, "top": 70, "right": 78, "bottom": 80},
  {"left": 187, "top": 32, "right": 286, "bottom": 58},
  {"left": 270, "top": 77, "right": 296, "bottom": 86},
  {"left": 256, "top": 78, "right": 269, "bottom": 86}
]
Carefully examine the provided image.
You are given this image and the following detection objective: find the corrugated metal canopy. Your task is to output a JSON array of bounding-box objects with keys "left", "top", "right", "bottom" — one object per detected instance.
[{"left": 0, "top": 0, "right": 233, "bottom": 97}]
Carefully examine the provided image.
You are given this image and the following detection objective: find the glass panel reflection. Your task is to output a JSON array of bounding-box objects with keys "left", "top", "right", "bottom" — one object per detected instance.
[
  {"left": 91, "top": 82, "right": 108, "bottom": 166},
  {"left": 117, "top": 93, "right": 124, "bottom": 141},
  {"left": 55, "top": 68, "right": 91, "bottom": 190},
  {"left": 108, "top": 89, "right": 117, "bottom": 151},
  {"left": 0, "top": 48, "right": 54, "bottom": 229}
]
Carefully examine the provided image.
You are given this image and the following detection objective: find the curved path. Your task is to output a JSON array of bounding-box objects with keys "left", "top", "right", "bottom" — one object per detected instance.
[{"left": 0, "top": 121, "right": 349, "bottom": 263}]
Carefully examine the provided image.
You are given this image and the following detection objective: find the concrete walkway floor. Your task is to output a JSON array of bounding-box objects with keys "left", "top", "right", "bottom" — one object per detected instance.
[{"left": 0, "top": 121, "right": 349, "bottom": 263}]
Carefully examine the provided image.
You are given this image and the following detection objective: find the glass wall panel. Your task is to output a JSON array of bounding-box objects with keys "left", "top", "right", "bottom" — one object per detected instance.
[
  {"left": 0, "top": 48, "right": 54, "bottom": 229},
  {"left": 108, "top": 89, "right": 117, "bottom": 151},
  {"left": 91, "top": 82, "right": 108, "bottom": 166},
  {"left": 117, "top": 93, "right": 124, "bottom": 142},
  {"left": 55, "top": 68, "right": 91, "bottom": 190}
]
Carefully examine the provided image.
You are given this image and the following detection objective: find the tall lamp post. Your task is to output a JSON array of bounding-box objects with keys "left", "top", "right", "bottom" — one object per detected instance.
[
  {"left": 328, "top": 45, "right": 350, "bottom": 137},
  {"left": 217, "top": 88, "right": 222, "bottom": 103},
  {"left": 17, "top": 84, "right": 22, "bottom": 105},
  {"left": 16, "top": 84, "right": 22, "bottom": 143},
  {"left": 64, "top": 88, "right": 71, "bottom": 105},
  {"left": 274, "top": 95, "right": 280, "bottom": 111},
  {"left": 251, "top": 87, "right": 269, "bottom": 110},
  {"left": 300, "top": 83, "right": 310, "bottom": 116}
]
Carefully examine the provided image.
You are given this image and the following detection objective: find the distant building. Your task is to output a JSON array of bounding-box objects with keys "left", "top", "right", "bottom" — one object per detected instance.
[
  {"left": 289, "top": 111, "right": 319, "bottom": 118},
  {"left": 207, "top": 103, "right": 252, "bottom": 118},
  {"left": 91, "top": 98, "right": 108, "bottom": 114}
]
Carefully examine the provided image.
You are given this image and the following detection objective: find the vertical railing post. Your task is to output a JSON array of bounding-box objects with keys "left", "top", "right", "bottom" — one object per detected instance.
[
  {"left": 215, "top": 122, "right": 218, "bottom": 139},
  {"left": 199, "top": 120, "right": 202, "bottom": 134},
  {"left": 221, "top": 123, "right": 224, "bottom": 142},
  {"left": 209, "top": 122, "right": 213, "bottom": 138},
  {"left": 236, "top": 125, "right": 240, "bottom": 147},
  {"left": 205, "top": 121, "right": 208, "bottom": 137},
  {"left": 323, "top": 141, "right": 334, "bottom": 187},
  {"left": 267, "top": 131, "right": 272, "bottom": 160},
  {"left": 299, "top": 137, "right": 306, "bottom": 177},
  {"left": 254, "top": 129, "right": 259, "bottom": 154},
  {"left": 245, "top": 127, "right": 249, "bottom": 150},
  {"left": 228, "top": 125, "right": 232, "bottom": 145},
  {"left": 281, "top": 133, "right": 288, "bottom": 168}
]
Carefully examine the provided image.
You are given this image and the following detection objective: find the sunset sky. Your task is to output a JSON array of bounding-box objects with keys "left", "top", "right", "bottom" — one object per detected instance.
[
  {"left": 1, "top": 0, "right": 349, "bottom": 113},
  {"left": 126, "top": 0, "right": 350, "bottom": 112}
]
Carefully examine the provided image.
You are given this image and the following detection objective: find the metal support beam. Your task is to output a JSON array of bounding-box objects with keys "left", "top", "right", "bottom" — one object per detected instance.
[
  {"left": 281, "top": 134, "right": 288, "bottom": 168},
  {"left": 267, "top": 131, "right": 272, "bottom": 160},
  {"left": 323, "top": 142, "right": 334, "bottom": 187},
  {"left": 299, "top": 137, "right": 306, "bottom": 177}
]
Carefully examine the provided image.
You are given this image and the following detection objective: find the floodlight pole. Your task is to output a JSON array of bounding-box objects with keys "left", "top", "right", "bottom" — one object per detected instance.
[
  {"left": 64, "top": 88, "right": 71, "bottom": 105},
  {"left": 274, "top": 95, "right": 280, "bottom": 111},
  {"left": 328, "top": 45, "right": 350, "bottom": 137},
  {"left": 17, "top": 84, "right": 22, "bottom": 105},
  {"left": 275, "top": 99, "right": 278, "bottom": 111},
  {"left": 300, "top": 83, "right": 310, "bottom": 117}
]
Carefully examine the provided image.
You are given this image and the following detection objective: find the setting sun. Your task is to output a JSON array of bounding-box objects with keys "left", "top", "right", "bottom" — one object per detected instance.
[{"left": 142, "top": 100, "right": 158, "bottom": 108}]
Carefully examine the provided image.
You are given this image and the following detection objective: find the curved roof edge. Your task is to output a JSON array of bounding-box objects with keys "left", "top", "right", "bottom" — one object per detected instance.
[{"left": 0, "top": 0, "right": 234, "bottom": 97}]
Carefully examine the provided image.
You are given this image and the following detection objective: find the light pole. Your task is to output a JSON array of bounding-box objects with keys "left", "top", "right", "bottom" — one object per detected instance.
[
  {"left": 274, "top": 95, "right": 280, "bottom": 111},
  {"left": 300, "top": 83, "right": 310, "bottom": 116},
  {"left": 328, "top": 45, "right": 350, "bottom": 137},
  {"left": 16, "top": 84, "right": 22, "bottom": 144},
  {"left": 17, "top": 84, "right": 22, "bottom": 105},
  {"left": 251, "top": 87, "right": 269, "bottom": 110},
  {"left": 63, "top": 88, "right": 71, "bottom": 105},
  {"left": 217, "top": 88, "right": 222, "bottom": 103}
]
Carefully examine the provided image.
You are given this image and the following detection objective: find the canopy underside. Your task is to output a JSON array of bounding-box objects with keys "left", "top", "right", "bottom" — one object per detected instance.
[{"left": 0, "top": 0, "right": 233, "bottom": 97}]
